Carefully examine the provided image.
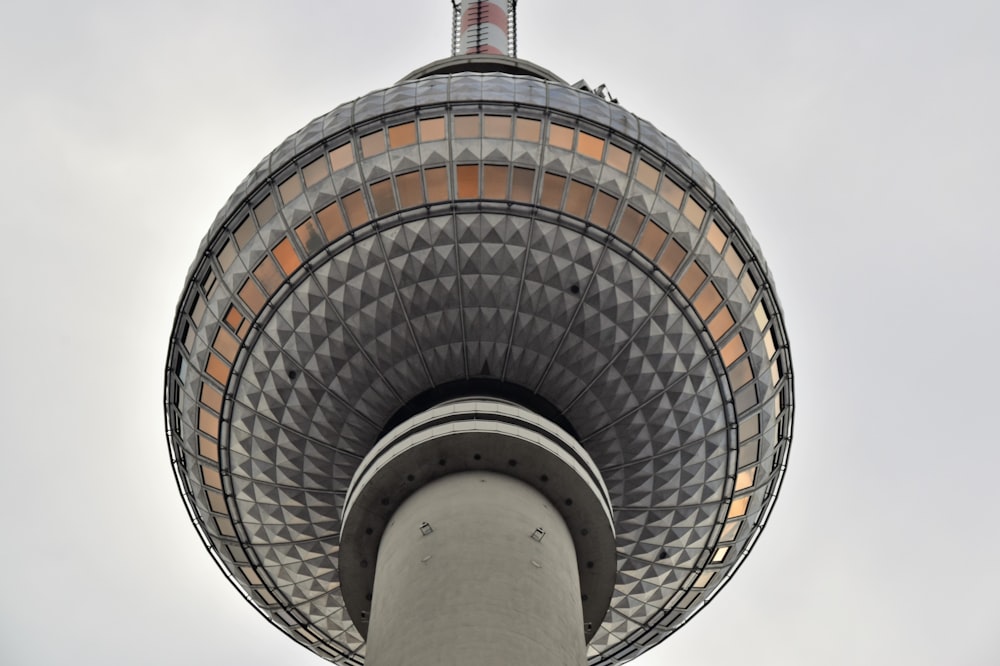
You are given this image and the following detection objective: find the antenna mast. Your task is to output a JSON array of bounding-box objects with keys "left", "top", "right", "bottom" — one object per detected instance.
[{"left": 451, "top": 1, "right": 518, "bottom": 57}]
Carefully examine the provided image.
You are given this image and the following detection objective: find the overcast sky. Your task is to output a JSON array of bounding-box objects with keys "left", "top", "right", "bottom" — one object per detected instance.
[{"left": 2, "top": 1, "right": 998, "bottom": 664}]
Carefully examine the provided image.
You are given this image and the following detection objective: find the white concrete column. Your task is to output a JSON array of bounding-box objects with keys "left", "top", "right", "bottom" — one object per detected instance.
[{"left": 365, "top": 471, "right": 586, "bottom": 666}]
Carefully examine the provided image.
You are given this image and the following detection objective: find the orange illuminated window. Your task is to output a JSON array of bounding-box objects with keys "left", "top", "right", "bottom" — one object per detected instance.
[
  {"left": 706, "top": 221, "right": 727, "bottom": 253},
  {"left": 329, "top": 143, "right": 354, "bottom": 170},
  {"left": 483, "top": 165, "right": 508, "bottom": 198},
  {"left": 693, "top": 283, "right": 723, "bottom": 318},
  {"left": 272, "top": 237, "right": 302, "bottom": 276},
  {"left": 636, "top": 160, "right": 659, "bottom": 190},
  {"left": 388, "top": 122, "right": 417, "bottom": 148},
  {"left": 724, "top": 245, "right": 744, "bottom": 276},
  {"left": 727, "top": 496, "right": 750, "bottom": 519},
  {"left": 212, "top": 327, "right": 240, "bottom": 363},
  {"left": 198, "top": 435, "right": 218, "bottom": 462},
  {"left": 317, "top": 204, "right": 347, "bottom": 241},
  {"left": 223, "top": 306, "right": 244, "bottom": 335},
  {"left": 253, "top": 196, "right": 276, "bottom": 225},
  {"left": 189, "top": 296, "right": 206, "bottom": 326},
  {"left": 457, "top": 165, "right": 479, "bottom": 198},
  {"left": 659, "top": 175, "right": 684, "bottom": 209},
  {"left": 734, "top": 383, "right": 758, "bottom": 414},
  {"left": 238, "top": 278, "right": 266, "bottom": 315},
  {"left": 738, "top": 414, "right": 760, "bottom": 442},
  {"left": 764, "top": 328, "right": 777, "bottom": 359},
  {"left": 253, "top": 256, "right": 282, "bottom": 294},
  {"left": 240, "top": 566, "right": 263, "bottom": 586},
  {"left": 693, "top": 571, "right": 715, "bottom": 589},
  {"left": 360, "top": 130, "right": 386, "bottom": 157},
  {"left": 424, "top": 167, "right": 449, "bottom": 201},
  {"left": 201, "top": 465, "right": 223, "bottom": 490},
  {"left": 711, "top": 546, "right": 730, "bottom": 563},
  {"left": 370, "top": 179, "right": 396, "bottom": 216},
  {"left": 754, "top": 302, "right": 769, "bottom": 331},
  {"left": 682, "top": 197, "right": 706, "bottom": 227},
  {"left": 515, "top": 117, "right": 541, "bottom": 142},
  {"left": 511, "top": 167, "right": 535, "bottom": 202},
  {"left": 548, "top": 123, "right": 574, "bottom": 150},
  {"left": 200, "top": 382, "right": 224, "bottom": 412},
  {"left": 720, "top": 520, "right": 741, "bottom": 541},
  {"left": 741, "top": 272, "right": 758, "bottom": 300},
  {"left": 302, "top": 156, "right": 328, "bottom": 187},
  {"left": 454, "top": 115, "right": 480, "bottom": 139},
  {"left": 294, "top": 219, "right": 324, "bottom": 254},
  {"left": 677, "top": 262, "right": 707, "bottom": 298},
  {"left": 720, "top": 334, "right": 746, "bottom": 366},
  {"left": 738, "top": 439, "right": 760, "bottom": 467},
  {"left": 278, "top": 174, "right": 302, "bottom": 204},
  {"left": 234, "top": 216, "right": 255, "bottom": 249},
  {"left": 729, "top": 358, "right": 754, "bottom": 389},
  {"left": 397, "top": 171, "right": 425, "bottom": 207},
  {"left": 207, "top": 491, "right": 228, "bottom": 514},
  {"left": 707, "top": 306, "right": 735, "bottom": 341},
  {"left": 605, "top": 144, "right": 630, "bottom": 172},
  {"left": 215, "top": 516, "right": 237, "bottom": 537},
  {"left": 204, "top": 353, "right": 231, "bottom": 385},
  {"left": 637, "top": 220, "right": 667, "bottom": 259},
  {"left": 577, "top": 132, "right": 604, "bottom": 160},
  {"left": 342, "top": 191, "right": 369, "bottom": 226},
  {"left": 735, "top": 467, "right": 757, "bottom": 492},
  {"left": 657, "top": 239, "right": 687, "bottom": 276},
  {"left": 616, "top": 206, "right": 644, "bottom": 244},
  {"left": 419, "top": 117, "right": 446, "bottom": 141},
  {"left": 484, "top": 115, "right": 511, "bottom": 139},
  {"left": 590, "top": 191, "right": 617, "bottom": 228},
  {"left": 217, "top": 240, "right": 236, "bottom": 271},
  {"left": 540, "top": 172, "right": 566, "bottom": 208},
  {"left": 198, "top": 408, "right": 219, "bottom": 435},
  {"left": 565, "top": 180, "right": 594, "bottom": 217}
]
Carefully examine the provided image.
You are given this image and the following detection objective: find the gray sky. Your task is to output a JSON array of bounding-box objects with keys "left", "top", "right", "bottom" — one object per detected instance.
[{"left": 2, "top": 1, "right": 998, "bottom": 664}]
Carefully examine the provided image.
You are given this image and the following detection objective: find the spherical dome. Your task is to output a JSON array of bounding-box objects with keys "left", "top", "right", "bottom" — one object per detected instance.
[{"left": 165, "top": 63, "right": 793, "bottom": 665}]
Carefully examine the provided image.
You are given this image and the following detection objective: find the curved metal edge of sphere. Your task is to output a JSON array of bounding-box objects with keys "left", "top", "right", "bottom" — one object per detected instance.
[{"left": 164, "top": 61, "right": 796, "bottom": 666}]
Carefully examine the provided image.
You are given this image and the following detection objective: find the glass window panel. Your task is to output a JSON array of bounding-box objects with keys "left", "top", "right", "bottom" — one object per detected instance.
[
  {"left": 205, "top": 353, "right": 231, "bottom": 385},
  {"left": 484, "top": 115, "right": 511, "bottom": 138},
  {"left": 738, "top": 438, "right": 760, "bottom": 467},
  {"left": 693, "top": 571, "right": 715, "bottom": 589},
  {"left": 201, "top": 270, "right": 218, "bottom": 298},
  {"left": 200, "top": 382, "right": 223, "bottom": 412},
  {"left": 727, "top": 496, "right": 750, "bottom": 519},
  {"left": 693, "top": 282, "right": 723, "bottom": 318},
  {"left": 388, "top": 122, "right": 417, "bottom": 148},
  {"left": 370, "top": 179, "right": 396, "bottom": 216},
  {"left": 511, "top": 167, "right": 535, "bottom": 202},
  {"left": 201, "top": 465, "right": 223, "bottom": 490},
  {"left": 741, "top": 272, "right": 758, "bottom": 300},
  {"left": 706, "top": 221, "right": 727, "bottom": 253},
  {"left": 711, "top": 546, "right": 730, "bottom": 563},
  {"left": 659, "top": 175, "right": 684, "bottom": 209},
  {"left": 483, "top": 165, "right": 508, "bottom": 198},
  {"left": 735, "top": 467, "right": 757, "bottom": 492},
  {"left": 738, "top": 414, "right": 760, "bottom": 442},
  {"left": 454, "top": 115, "right": 480, "bottom": 138},
  {"left": 456, "top": 165, "right": 479, "bottom": 199},
  {"left": 514, "top": 117, "right": 541, "bottom": 142},
  {"left": 770, "top": 358, "right": 781, "bottom": 386},
  {"left": 342, "top": 190, "right": 369, "bottom": 226},
  {"left": 677, "top": 591, "right": 701, "bottom": 609},
  {"left": 682, "top": 197, "right": 705, "bottom": 227},
  {"left": 548, "top": 123, "right": 574, "bottom": 150},
  {"left": 424, "top": 167, "right": 449, "bottom": 201},
  {"left": 214, "top": 516, "right": 237, "bottom": 537},
  {"left": 678, "top": 262, "right": 707, "bottom": 298},
  {"left": 397, "top": 171, "right": 425, "bottom": 207},
  {"left": 733, "top": 383, "right": 758, "bottom": 414},
  {"left": 720, "top": 334, "right": 746, "bottom": 366},
  {"left": 255, "top": 589, "right": 277, "bottom": 606},
  {"left": 577, "top": 132, "right": 604, "bottom": 160},
  {"left": 707, "top": 306, "right": 735, "bottom": 341},
  {"left": 729, "top": 358, "right": 754, "bottom": 389},
  {"left": 198, "top": 408, "right": 219, "bottom": 434},
  {"left": 720, "top": 520, "right": 742, "bottom": 542},
  {"left": 213, "top": 327, "right": 240, "bottom": 362},
  {"left": 724, "top": 245, "right": 744, "bottom": 276},
  {"left": 237, "top": 318, "right": 250, "bottom": 339},
  {"left": 240, "top": 566, "right": 263, "bottom": 586},
  {"left": 754, "top": 302, "right": 768, "bottom": 330},
  {"left": 278, "top": 174, "right": 302, "bottom": 204},
  {"left": 217, "top": 240, "right": 236, "bottom": 271},
  {"left": 189, "top": 296, "right": 205, "bottom": 326},
  {"left": 329, "top": 143, "right": 354, "bottom": 170},
  {"left": 605, "top": 144, "right": 630, "bottom": 172},
  {"left": 238, "top": 278, "right": 266, "bottom": 315},
  {"left": 302, "top": 156, "right": 328, "bottom": 187},
  {"left": 565, "top": 180, "right": 594, "bottom": 217},
  {"left": 616, "top": 206, "right": 644, "bottom": 244},
  {"left": 637, "top": 220, "right": 667, "bottom": 259},
  {"left": 253, "top": 196, "right": 276, "bottom": 225},
  {"left": 420, "top": 117, "right": 446, "bottom": 141},
  {"left": 636, "top": 160, "right": 659, "bottom": 190},
  {"left": 317, "top": 202, "right": 346, "bottom": 240},
  {"left": 360, "top": 129, "right": 386, "bottom": 157},
  {"left": 198, "top": 435, "right": 218, "bottom": 462},
  {"left": 294, "top": 219, "right": 324, "bottom": 254},
  {"left": 590, "top": 191, "right": 617, "bottom": 228},
  {"left": 765, "top": 328, "right": 777, "bottom": 359},
  {"left": 541, "top": 172, "right": 566, "bottom": 208},
  {"left": 658, "top": 239, "right": 687, "bottom": 276},
  {"left": 234, "top": 216, "right": 255, "bottom": 249},
  {"left": 273, "top": 237, "right": 302, "bottom": 276},
  {"left": 182, "top": 324, "right": 195, "bottom": 351},
  {"left": 253, "top": 256, "right": 282, "bottom": 294},
  {"left": 207, "top": 490, "right": 228, "bottom": 514}
]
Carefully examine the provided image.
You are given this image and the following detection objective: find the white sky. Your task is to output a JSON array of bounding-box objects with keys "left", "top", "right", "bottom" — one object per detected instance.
[{"left": 2, "top": 1, "right": 998, "bottom": 664}]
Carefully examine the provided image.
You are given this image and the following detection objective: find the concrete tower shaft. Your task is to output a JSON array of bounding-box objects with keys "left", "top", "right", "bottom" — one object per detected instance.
[{"left": 453, "top": 0, "right": 515, "bottom": 56}]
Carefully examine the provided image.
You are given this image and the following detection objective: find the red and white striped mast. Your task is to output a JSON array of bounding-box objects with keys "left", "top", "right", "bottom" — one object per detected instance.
[{"left": 452, "top": 0, "right": 518, "bottom": 57}]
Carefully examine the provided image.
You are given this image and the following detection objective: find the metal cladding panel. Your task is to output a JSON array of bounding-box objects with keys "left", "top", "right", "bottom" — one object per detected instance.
[{"left": 166, "top": 66, "right": 794, "bottom": 666}]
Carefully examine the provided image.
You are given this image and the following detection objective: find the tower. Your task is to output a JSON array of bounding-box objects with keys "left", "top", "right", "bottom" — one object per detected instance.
[{"left": 164, "top": 2, "right": 794, "bottom": 664}]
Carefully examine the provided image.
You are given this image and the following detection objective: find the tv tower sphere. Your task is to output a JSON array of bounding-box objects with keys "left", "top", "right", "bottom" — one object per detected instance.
[{"left": 164, "top": 3, "right": 794, "bottom": 665}]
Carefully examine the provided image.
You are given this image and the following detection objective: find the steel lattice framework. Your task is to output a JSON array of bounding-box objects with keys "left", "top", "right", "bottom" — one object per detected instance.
[{"left": 165, "top": 64, "right": 794, "bottom": 665}]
